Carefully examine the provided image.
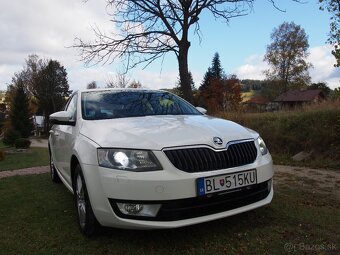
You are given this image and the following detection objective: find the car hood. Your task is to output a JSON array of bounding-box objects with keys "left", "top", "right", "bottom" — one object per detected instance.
[{"left": 80, "top": 115, "right": 258, "bottom": 150}]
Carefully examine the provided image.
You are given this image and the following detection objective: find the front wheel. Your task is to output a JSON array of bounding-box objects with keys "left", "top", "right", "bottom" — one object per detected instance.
[
  {"left": 49, "top": 148, "right": 61, "bottom": 183},
  {"left": 73, "top": 165, "right": 100, "bottom": 237}
]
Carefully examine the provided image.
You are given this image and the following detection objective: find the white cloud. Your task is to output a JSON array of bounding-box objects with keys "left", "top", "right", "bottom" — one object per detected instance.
[
  {"left": 191, "top": 70, "right": 203, "bottom": 89},
  {"left": 0, "top": 64, "right": 22, "bottom": 88},
  {"left": 308, "top": 45, "right": 339, "bottom": 89},
  {"left": 65, "top": 67, "right": 179, "bottom": 91},
  {"left": 67, "top": 66, "right": 114, "bottom": 91},
  {"left": 0, "top": 0, "right": 181, "bottom": 92},
  {"left": 232, "top": 54, "right": 268, "bottom": 80},
  {"left": 1, "top": 1, "right": 338, "bottom": 93},
  {"left": 232, "top": 46, "right": 340, "bottom": 89},
  {"left": 0, "top": 0, "right": 114, "bottom": 90},
  {"left": 133, "top": 70, "right": 178, "bottom": 89}
]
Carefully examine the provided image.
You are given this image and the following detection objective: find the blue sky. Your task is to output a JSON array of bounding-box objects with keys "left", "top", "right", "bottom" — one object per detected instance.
[
  {"left": 189, "top": 1, "right": 330, "bottom": 71},
  {"left": 0, "top": 0, "right": 339, "bottom": 91}
]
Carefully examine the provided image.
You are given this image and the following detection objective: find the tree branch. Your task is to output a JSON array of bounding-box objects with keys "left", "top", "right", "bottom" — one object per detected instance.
[{"left": 74, "top": 0, "right": 304, "bottom": 72}]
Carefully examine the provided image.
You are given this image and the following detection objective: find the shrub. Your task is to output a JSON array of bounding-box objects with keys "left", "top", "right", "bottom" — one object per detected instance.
[
  {"left": 217, "top": 101, "right": 340, "bottom": 161},
  {"left": 14, "top": 138, "right": 31, "bottom": 149},
  {"left": 3, "top": 129, "right": 21, "bottom": 146},
  {"left": 0, "top": 149, "right": 5, "bottom": 161}
]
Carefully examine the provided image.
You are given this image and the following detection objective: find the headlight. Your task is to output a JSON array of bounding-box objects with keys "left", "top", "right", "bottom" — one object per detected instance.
[
  {"left": 97, "top": 148, "right": 162, "bottom": 171},
  {"left": 257, "top": 137, "right": 268, "bottom": 155}
]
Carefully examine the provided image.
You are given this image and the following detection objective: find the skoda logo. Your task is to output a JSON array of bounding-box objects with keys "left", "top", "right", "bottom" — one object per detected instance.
[{"left": 213, "top": 137, "right": 223, "bottom": 146}]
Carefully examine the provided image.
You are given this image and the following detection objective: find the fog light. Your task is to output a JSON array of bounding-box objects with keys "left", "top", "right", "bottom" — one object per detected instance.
[
  {"left": 117, "top": 203, "right": 161, "bottom": 217},
  {"left": 267, "top": 179, "right": 272, "bottom": 192},
  {"left": 125, "top": 203, "right": 143, "bottom": 214}
]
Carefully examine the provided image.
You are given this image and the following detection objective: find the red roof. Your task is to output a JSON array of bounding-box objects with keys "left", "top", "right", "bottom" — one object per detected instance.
[
  {"left": 274, "top": 89, "right": 323, "bottom": 102},
  {"left": 244, "top": 96, "right": 268, "bottom": 105}
]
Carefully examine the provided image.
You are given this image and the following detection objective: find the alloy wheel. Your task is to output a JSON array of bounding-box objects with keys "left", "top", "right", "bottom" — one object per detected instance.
[{"left": 76, "top": 175, "right": 86, "bottom": 229}]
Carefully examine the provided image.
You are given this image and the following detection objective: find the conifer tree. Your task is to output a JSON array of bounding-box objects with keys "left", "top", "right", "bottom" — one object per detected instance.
[
  {"left": 199, "top": 68, "right": 212, "bottom": 92},
  {"left": 199, "top": 52, "right": 224, "bottom": 91},
  {"left": 9, "top": 80, "right": 33, "bottom": 138},
  {"left": 210, "top": 52, "right": 224, "bottom": 81}
]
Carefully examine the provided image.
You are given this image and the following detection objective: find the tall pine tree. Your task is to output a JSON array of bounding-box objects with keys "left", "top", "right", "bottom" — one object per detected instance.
[
  {"left": 199, "top": 67, "right": 212, "bottom": 91},
  {"left": 199, "top": 52, "right": 224, "bottom": 91},
  {"left": 210, "top": 52, "right": 224, "bottom": 81},
  {"left": 9, "top": 79, "right": 33, "bottom": 138}
]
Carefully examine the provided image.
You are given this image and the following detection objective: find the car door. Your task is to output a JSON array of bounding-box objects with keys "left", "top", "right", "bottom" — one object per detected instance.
[{"left": 54, "top": 93, "right": 78, "bottom": 184}]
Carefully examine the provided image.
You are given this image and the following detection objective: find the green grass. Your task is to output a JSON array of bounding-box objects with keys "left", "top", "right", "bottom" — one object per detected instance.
[
  {"left": 0, "top": 174, "right": 339, "bottom": 255},
  {"left": 0, "top": 140, "right": 6, "bottom": 148},
  {"left": 272, "top": 154, "right": 340, "bottom": 170},
  {"left": 0, "top": 147, "right": 49, "bottom": 171},
  {"left": 217, "top": 101, "right": 340, "bottom": 169}
]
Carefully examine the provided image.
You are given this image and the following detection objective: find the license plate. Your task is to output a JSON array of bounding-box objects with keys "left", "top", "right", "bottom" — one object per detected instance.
[{"left": 197, "top": 169, "right": 257, "bottom": 196}]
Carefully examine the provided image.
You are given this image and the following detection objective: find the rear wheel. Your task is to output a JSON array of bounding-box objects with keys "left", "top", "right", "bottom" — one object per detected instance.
[
  {"left": 49, "top": 148, "right": 61, "bottom": 183},
  {"left": 73, "top": 165, "right": 100, "bottom": 237}
]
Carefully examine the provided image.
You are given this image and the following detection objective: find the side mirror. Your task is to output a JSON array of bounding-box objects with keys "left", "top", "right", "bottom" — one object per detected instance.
[
  {"left": 50, "top": 111, "right": 75, "bottom": 126},
  {"left": 196, "top": 107, "right": 207, "bottom": 114}
]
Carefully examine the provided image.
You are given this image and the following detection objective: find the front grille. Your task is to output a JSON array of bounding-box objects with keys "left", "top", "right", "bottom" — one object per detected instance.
[
  {"left": 109, "top": 180, "right": 270, "bottom": 221},
  {"left": 164, "top": 141, "right": 257, "bottom": 172}
]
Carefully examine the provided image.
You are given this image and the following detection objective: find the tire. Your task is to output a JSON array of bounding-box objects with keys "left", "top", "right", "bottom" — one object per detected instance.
[
  {"left": 49, "top": 147, "right": 61, "bottom": 183},
  {"left": 73, "top": 165, "right": 100, "bottom": 237}
]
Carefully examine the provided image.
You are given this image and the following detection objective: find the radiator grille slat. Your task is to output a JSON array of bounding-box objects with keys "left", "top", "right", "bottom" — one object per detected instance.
[
  {"left": 164, "top": 141, "right": 257, "bottom": 173},
  {"left": 242, "top": 142, "right": 251, "bottom": 163}
]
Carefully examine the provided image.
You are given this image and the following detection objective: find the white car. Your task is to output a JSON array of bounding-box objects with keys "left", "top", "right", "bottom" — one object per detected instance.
[{"left": 48, "top": 88, "right": 273, "bottom": 236}]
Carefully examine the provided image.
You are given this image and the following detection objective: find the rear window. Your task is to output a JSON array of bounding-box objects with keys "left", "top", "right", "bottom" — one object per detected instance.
[{"left": 81, "top": 90, "right": 201, "bottom": 120}]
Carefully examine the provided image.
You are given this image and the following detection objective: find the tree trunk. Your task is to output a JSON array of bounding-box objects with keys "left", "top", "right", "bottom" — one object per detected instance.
[
  {"left": 178, "top": 41, "right": 194, "bottom": 104},
  {"left": 44, "top": 111, "right": 49, "bottom": 134}
]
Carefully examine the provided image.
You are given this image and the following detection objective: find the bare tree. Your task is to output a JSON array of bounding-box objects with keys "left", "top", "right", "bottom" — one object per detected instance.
[
  {"left": 106, "top": 72, "right": 130, "bottom": 88},
  {"left": 129, "top": 80, "right": 142, "bottom": 88},
  {"left": 75, "top": 0, "right": 301, "bottom": 103},
  {"left": 86, "top": 81, "right": 98, "bottom": 89}
]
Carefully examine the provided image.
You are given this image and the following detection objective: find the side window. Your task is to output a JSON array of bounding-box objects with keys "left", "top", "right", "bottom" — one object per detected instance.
[{"left": 65, "top": 94, "right": 78, "bottom": 121}]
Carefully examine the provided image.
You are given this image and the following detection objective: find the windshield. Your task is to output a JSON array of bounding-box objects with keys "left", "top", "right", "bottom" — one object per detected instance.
[{"left": 81, "top": 90, "right": 201, "bottom": 120}]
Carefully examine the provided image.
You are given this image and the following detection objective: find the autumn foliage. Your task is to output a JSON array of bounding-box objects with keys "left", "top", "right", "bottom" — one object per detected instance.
[
  {"left": 198, "top": 53, "right": 241, "bottom": 113},
  {"left": 201, "top": 77, "right": 242, "bottom": 114},
  {"left": 223, "top": 77, "right": 242, "bottom": 110},
  {"left": 202, "top": 79, "right": 223, "bottom": 113}
]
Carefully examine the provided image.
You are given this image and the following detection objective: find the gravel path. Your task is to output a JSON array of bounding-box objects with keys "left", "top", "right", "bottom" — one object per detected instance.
[
  {"left": 0, "top": 166, "right": 49, "bottom": 179},
  {"left": 274, "top": 165, "right": 340, "bottom": 200},
  {"left": 30, "top": 138, "right": 48, "bottom": 148},
  {"left": 0, "top": 138, "right": 49, "bottom": 179}
]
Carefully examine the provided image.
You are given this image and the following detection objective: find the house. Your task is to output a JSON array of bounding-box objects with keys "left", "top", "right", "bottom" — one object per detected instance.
[
  {"left": 33, "top": 115, "right": 45, "bottom": 136},
  {"left": 244, "top": 95, "right": 268, "bottom": 105},
  {"left": 274, "top": 89, "right": 324, "bottom": 108},
  {"left": 243, "top": 95, "right": 269, "bottom": 111}
]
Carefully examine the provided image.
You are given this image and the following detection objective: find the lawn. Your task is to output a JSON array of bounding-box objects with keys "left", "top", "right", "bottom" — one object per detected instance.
[
  {"left": 217, "top": 101, "right": 340, "bottom": 170},
  {"left": 0, "top": 140, "right": 6, "bottom": 148},
  {"left": 0, "top": 174, "right": 338, "bottom": 255},
  {"left": 0, "top": 147, "right": 49, "bottom": 171}
]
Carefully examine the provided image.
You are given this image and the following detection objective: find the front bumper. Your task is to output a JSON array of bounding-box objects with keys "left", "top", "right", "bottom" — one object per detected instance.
[
  {"left": 109, "top": 179, "right": 271, "bottom": 221},
  {"left": 81, "top": 152, "right": 274, "bottom": 229}
]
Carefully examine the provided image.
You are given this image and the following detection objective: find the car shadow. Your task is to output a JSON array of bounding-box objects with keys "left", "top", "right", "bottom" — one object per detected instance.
[{"left": 95, "top": 206, "right": 275, "bottom": 248}]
